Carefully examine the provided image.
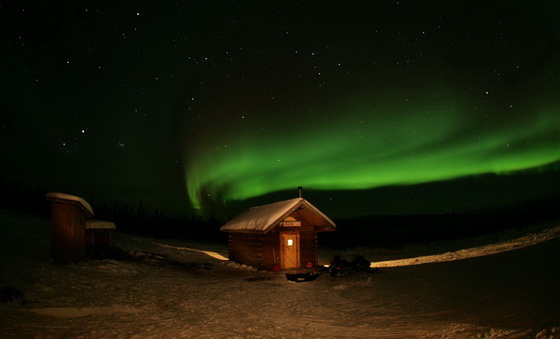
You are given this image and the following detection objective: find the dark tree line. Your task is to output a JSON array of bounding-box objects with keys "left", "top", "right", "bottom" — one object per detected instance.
[
  {"left": 0, "top": 180, "right": 226, "bottom": 244},
  {"left": 93, "top": 200, "right": 225, "bottom": 243},
  {"left": 0, "top": 180, "right": 50, "bottom": 217},
  {"left": 321, "top": 193, "right": 560, "bottom": 249},
  {"left": 1, "top": 180, "right": 559, "bottom": 249}
]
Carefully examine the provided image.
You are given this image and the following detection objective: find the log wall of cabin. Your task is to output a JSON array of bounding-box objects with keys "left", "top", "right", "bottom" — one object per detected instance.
[
  {"left": 228, "top": 233, "right": 265, "bottom": 269},
  {"left": 261, "top": 233, "right": 280, "bottom": 270},
  {"left": 300, "top": 230, "right": 318, "bottom": 266}
]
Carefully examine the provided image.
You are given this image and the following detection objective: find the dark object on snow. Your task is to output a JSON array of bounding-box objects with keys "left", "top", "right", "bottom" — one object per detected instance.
[
  {"left": 0, "top": 286, "right": 25, "bottom": 303},
  {"left": 329, "top": 255, "right": 377, "bottom": 277},
  {"left": 285, "top": 271, "right": 322, "bottom": 283}
]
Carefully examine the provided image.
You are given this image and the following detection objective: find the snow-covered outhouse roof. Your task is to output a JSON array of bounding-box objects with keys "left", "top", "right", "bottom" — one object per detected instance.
[
  {"left": 220, "top": 198, "right": 335, "bottom": 233},
  {"left": 45, "top": 192, "right": 94, "bottom": 217}
]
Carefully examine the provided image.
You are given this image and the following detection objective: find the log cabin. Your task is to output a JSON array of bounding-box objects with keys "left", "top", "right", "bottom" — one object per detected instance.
[{"left": 221, "top": 197, "right": 336, "bottom": 271}]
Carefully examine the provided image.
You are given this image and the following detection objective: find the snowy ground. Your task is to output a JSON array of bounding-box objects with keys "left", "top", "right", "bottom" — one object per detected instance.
[{"left": 1, "top": 208, "right": 560, "bottom": 338}]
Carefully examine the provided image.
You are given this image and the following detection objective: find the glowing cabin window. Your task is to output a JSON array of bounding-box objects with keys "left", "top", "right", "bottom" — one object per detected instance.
[{"left": 287, "top": 239, "right": 293, "bottom": 246}]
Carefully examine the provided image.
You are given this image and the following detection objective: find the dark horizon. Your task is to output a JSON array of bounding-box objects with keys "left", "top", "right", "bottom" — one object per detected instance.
[{"left": 2, "top": 162, "right": 560, "bottom": 222}]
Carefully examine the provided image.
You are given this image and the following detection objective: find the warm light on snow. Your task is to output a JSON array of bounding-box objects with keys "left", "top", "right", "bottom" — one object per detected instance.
[
  {"left": 371, "top": 225, "right": 560, "bottom": 268},
  {"left": 2, "top": 209, "right": 559, "bottom": 338},
  {"left": 154, "top": 242, "right": 229, "bottom": 261},
  {"left": 29, "top": 305, "right": 140, "bottom": 318}
]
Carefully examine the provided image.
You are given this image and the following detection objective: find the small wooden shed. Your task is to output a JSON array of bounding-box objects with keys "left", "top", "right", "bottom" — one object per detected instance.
[
  {"left": 85, "top": 220, "right": 117, "bottom": 258},
  {"left": 221, "top": 198, "right": 336, "bottom": 271},
  {"left": 46, "top": 192, "right": 117, "bottom": 262}
]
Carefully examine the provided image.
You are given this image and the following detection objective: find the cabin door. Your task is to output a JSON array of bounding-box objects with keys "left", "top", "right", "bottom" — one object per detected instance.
[{"left": 280, "top": 232, "right": 300, "bottom": 269}]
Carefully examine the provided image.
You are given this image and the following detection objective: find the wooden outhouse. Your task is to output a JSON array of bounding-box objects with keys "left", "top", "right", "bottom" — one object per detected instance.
[
  {"left": 46, "top": 192, "right": 94, "bottom": 263},
  {"left": 221, "top": 198, "right": 336, "bottom": 271}
]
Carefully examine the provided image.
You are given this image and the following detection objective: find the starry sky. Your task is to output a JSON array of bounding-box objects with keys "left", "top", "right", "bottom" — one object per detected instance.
[{"left": 2, "top": 1, "right": 560, "bottom": 218}]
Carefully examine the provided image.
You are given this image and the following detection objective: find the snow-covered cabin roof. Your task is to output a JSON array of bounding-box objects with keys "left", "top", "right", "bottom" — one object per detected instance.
[
  {"left": 220, "top": 198, "right": 335, "bottom": 233},
  {"left": 45, "top": 192, "right": 94, "bottom": 217}
]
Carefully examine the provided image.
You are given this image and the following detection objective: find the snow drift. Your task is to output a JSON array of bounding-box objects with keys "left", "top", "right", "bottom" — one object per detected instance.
[{"left": 1, "top": 208, "right": 559, "bottom": 338}]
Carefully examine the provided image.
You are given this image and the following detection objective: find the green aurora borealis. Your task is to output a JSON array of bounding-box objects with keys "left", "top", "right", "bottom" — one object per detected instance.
[
  {"left": 186, "top": 91, "right": 560, "bottom": 211},
  {"left": 176, "top": 3, "right": 560, "bottom": 215},
  {"left": 3, "top": 1, "right": 560, "bottom": 217}
]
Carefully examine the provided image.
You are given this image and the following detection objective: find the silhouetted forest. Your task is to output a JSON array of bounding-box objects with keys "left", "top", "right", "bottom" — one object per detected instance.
[
  {"left": 0, "top": 181, "right": 226, "bottom": 244},
  {"left": 320, "top": 194, "right": 560, "bottom": 249},
  {"left": 1, "top": 180, "right": 559, "bottom": 248},
  {"left": 92, "top": 200, "right": 225, "bottom": 243}
]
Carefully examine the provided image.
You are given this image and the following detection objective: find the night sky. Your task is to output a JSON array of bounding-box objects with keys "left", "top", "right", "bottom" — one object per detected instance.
[{"left": 2, "top": 1, "right": 560, "bottom": 219}]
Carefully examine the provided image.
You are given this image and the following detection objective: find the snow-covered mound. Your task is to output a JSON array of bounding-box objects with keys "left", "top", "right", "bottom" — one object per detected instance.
[
  {"left": 1, "top": 208, "right": 559, "bottom": 338},
  {"left": 371, "top": 224, "right": 560, "bottom": 268}
]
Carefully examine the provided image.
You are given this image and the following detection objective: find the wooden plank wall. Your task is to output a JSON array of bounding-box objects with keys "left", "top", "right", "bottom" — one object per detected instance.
[
  {"left": 261, "top": 233, "right": 280, "bottom": 270},
  {"left": 228, "top": 233, "right": 265, "bottom": 269},
  {"left": 299, "top": 230, "right": 318, "bottom": 266},
  {"left": 50, "top": 202, "right": 86, "bottom": 263}
]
